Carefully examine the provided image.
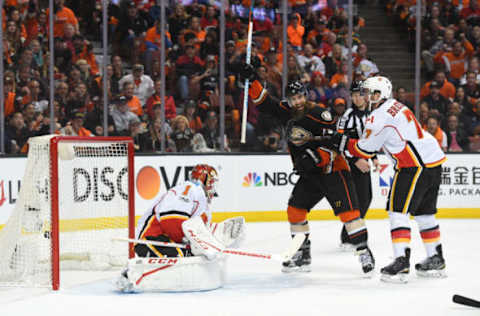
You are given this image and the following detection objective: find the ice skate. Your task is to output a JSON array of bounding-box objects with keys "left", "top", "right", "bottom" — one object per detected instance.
[
  {"left": 356, "top": 246, "right": 375, "bottom": 276},
  {"left": 380, "top": 248, "right": 410, "bottom": 283},
  {"left": 282, "top": 239, "right": 311, "bottom": 273},
  {"left": 415, "top": 245, "right": 447, "bottom": 278}
]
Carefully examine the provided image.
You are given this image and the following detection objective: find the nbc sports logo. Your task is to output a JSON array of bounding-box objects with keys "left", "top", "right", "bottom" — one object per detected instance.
[{"left": 242, "top": 172, "right": 263, "bottom": 187}]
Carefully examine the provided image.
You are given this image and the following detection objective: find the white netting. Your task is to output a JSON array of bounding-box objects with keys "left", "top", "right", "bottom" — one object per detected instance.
[{"left": 0, "top": 135, "right": 132, "bottom": 288}]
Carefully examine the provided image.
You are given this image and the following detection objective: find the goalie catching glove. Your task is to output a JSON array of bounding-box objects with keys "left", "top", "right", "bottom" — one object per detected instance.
[{"left": 210, "top": 216, "right": 246, "bottom": 248}]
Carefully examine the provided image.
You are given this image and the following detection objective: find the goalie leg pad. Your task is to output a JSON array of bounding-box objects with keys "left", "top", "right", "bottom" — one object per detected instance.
[{"left": 116, "top": 256, "right": 227, "bottom": 292}]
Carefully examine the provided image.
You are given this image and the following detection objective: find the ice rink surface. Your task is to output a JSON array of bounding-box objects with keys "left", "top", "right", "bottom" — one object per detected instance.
[{"left": 1, "top": 219, "right": 479, "bottom": 316}]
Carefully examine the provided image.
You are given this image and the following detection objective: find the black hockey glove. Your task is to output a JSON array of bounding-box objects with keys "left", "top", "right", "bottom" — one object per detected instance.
[
  {"left": 327, "top": 132, "right": 349, "bottom": 153},
  {"left": 239, "top": 63, "right": 256, "bottom": 81}
]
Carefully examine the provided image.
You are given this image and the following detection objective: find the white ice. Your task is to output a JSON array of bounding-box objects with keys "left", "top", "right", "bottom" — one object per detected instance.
[{"left": 1, "top": 219, "right": 479, "bottom": 316}]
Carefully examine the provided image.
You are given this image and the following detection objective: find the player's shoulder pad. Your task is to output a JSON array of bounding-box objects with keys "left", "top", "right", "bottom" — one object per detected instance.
[{"left": 307, "top": 106, "right": 335, "bottom": 124}]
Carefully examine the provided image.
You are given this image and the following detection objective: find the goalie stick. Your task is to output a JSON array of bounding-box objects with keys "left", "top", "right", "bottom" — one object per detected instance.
[
  {"left": 453, "top": 294, "right": 480, "bottom": 308},
  {"left": 113, "top": 234, "right": 306, "bottom": 263}
]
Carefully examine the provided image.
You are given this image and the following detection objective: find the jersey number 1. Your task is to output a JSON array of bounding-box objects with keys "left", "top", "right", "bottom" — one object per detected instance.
[{"left": 402, "top": 109, "right": 424, "bottom": 139}]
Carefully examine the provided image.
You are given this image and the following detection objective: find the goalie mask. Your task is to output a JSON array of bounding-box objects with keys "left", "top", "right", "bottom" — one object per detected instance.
[
  {"left": 361, "top": 76, "right": 392, "bottom": 110},
  {"left": 190, "top": 164, "right": 218, "bottom": 201}
]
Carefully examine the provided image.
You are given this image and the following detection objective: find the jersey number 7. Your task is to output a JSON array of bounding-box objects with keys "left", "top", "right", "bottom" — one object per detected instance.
[{"left": 402, "top": 109, "right": 424, "bottom": 139}]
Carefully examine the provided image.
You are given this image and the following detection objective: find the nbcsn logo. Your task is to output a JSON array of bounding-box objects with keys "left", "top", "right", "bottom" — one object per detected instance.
[{"left": 242, "top": 172, "right": 262, "bottom": 187}]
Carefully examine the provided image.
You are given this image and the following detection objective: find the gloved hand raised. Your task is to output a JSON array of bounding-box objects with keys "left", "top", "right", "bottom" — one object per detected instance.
[{"left": 239, "top": 63, "right": 256, "bottom": 81}]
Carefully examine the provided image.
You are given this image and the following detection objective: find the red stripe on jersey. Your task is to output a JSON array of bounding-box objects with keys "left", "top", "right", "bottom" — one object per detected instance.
[
  {"left": 391, "top": 144, "right": 421, "bottom": 168},
  {"left": 391, "top": 229, "right": 411, "bottom": 241},
  {"left": 347, "top": 139, "right": 374, "bottom": 159},
  {"left": 420, "top": 229, "right": 440, "bottom": 240}
]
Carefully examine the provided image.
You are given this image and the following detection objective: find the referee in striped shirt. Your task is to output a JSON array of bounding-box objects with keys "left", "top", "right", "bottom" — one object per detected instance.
[{"left": 337, "top": 81, "right": 380, "bottom": 249}]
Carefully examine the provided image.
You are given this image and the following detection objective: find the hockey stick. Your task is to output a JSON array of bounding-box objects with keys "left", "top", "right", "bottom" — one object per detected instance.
[
  {"left": 453, "top": 294, "right": 480, "bottom": 308},
  {"left": 113, "top": 234, "right": 305, "bottom": 263},
  {"left": 240, "top": 0, "right": 255, "bottom": 144}
]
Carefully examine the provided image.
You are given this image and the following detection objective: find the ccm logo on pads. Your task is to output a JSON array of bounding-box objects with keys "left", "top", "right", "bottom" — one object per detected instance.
[{"left": 146, "top": 258, "right": 179, "bottom": 264}]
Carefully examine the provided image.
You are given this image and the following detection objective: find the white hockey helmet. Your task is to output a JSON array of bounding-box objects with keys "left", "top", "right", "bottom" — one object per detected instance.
[{"left": 361, "top": 76, "right": 392, "bottom": 108}]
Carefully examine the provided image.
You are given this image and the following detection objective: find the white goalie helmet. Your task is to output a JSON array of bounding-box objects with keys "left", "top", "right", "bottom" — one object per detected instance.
[{"left": 361, "top": 76, "right": 392, "bottom": 108}]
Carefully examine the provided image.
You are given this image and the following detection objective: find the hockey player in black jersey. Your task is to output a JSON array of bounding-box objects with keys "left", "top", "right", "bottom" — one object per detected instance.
[
  {"left": 336, "top": 81, "right": 379, "bottom": 250},
  {"left": 242, "top": 64, "right": 375, "bottom": 275}
]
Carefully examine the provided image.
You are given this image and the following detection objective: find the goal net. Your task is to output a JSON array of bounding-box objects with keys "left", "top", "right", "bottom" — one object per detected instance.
[{"left": 0, "top": 135, "right": 135, "bottom": 290}]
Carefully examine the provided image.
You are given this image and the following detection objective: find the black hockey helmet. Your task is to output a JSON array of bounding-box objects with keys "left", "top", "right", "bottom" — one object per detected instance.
[{"left": 286, "top": 80, "right": 307, "bottom": 98}]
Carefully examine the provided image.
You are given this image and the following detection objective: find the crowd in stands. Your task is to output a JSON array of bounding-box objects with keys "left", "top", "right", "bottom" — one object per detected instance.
[
  {"left": 3, "top": 0, "right": 477, "bottom": 154},
  {"left": 387, "top": 0, "right": 480, "bottom": 152}
]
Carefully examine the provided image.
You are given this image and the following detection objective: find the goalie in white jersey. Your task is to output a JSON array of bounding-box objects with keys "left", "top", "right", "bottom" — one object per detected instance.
[
  {"left": 329, "top": 76, "right": 447, "bottom": 283},
  {"left": 116, "top": 164, "right": 246, "bottom": 292}
]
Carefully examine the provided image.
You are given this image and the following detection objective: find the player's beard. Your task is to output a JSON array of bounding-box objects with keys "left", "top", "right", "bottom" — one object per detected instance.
[{"left": 291, "top": 101, "right": 310, "bottom": 120}]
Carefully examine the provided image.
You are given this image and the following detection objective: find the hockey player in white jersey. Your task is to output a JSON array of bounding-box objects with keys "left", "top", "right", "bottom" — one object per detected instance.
[
  {"left": 329, "top": 76, "right": 447, "bottom": 283},
  {"left": 116, "top": 164, "right": 246, "bottom": 292}
]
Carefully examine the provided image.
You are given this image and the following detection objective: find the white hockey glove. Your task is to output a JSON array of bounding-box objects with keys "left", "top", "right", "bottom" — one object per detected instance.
[
  {"left": 210, "top": 216, "right": 246, "bottom": 248},
  {"left": 182, "top": 216, "right": 225, "bottom": 261}
]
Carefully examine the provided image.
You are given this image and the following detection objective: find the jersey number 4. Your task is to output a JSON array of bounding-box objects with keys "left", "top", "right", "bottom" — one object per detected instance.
[{"left": 402, "top": 109, "right": 424, "bottom": 139}]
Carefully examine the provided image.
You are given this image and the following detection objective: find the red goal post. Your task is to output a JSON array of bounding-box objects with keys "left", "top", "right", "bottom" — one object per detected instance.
[{"left": 0, "top": 135, "right": 135, "bottom": 290}]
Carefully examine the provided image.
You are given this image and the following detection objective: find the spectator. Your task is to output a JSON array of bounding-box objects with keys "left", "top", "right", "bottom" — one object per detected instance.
[
  {"left": 4, "top": 76, "right": 18, "bottom": 118},
  {"left": 331, "top": 97, "right": 347, "bottom": 120},
  {"left": 29, "top": 39, "right": 44, "bottom": 70},
  {"left": 65, "top": 82, "right": 92, "bottom": 118},
  {"left": 200, "top": 5, "right": 218, "bottom": 29},
  {"left": 468, "top": 101, "right": 480, "bottom": 136},
  {"left": 144, "top": 18, "right": 173, "bottom": 75},
  {"left": 420, "top": 70, "right": 456, "bottom": 100},
  {"left": 297, "top": 43, "right": 326, "bottom": 76},
  {"left": 441, "top": 39, "right": 474, "bottom": 84},
  {"left": 199, "top": 31, "right": 218, "bottom": 61},
  {"left": 5, "top": 112, "right": 29, "bottom": 154},
  {"left": 119, "top": 63, "right": 154, "bottom": 107},
  {"left": 453, "top": 86, "right": 474, "bottom": 114},
  {"left": 84, "top": 97, "right": 117, "bottom": 136},
  {"left": 253, "top": 128, "right": 284, "bottom": 153},
  {"left": 395, "top": 86, "right": 414, "bottom": 111},
  {"left": 114, "top": 1, "right": 150, "bottom": 63},
  {"left": 170, "top": 115, "right": 194, "bottom": 152},
  {"left": 287, "top": 13, "right": 305, "bottom": 51},
  {"left": 168, "top": 4, "right": 190, "bottom": 46},
  {"left": 128, "top": 119, "right": 149, "bottom": 152},
  {"left": 324, "top": 43, "right": 344, "bottom": 79},
  {"left": 175, "top": 44, "right": 205, "bottom": 101},
  {"left": 446, "top": 114, "right": 470, "bottom": 152},
  {"left": 183, "top": 100, "right": 203, "bottom": 133},
  {"left": 54, "top": 37, "right": 73, "bottom": 74},
  {"left": 421, "top": 81, "right": 450, "bottom": 114},
  {"left": 199, "top": 110, "right": 230, "bottom": 151},
  {"left": 287, "top": 55, "right": 310, "bottom": 84},
  {"left": 5, "top": 20, "right": 23, "bottom": 65},
  {"left": 121, "top": 81, "right": 144, "bottom": 117},
  {"left": 143, "top": 118, "right": 175, "bottom": 152},
  {"left": 191, "top": 54, "right": 219, "bottom": 107},
  {"left": 145, "top": 79, "right": 177, "bottom": 121},
  {"left": 47, "top": 0, "right": 79, "bottom": 38},
  {"left": 59, "top": 111, "right": 93, "bottom": 137},
  {"left": 111, "top": 96, "right": 141, "bottom": 136},
  {"left": 308, "top": 71, "right": 333, "bottom": 104},
  {"left": 460, "top": 71, "right": 480, "bottom": 101},
  {"left": 71, "top": 35, "right": 99, "bottom": 76},
  {"left": 426, "top": 116, "right": 447, "bottom": 152},
  {"left": 329, "top": 60, "right": 348, "bottom": 89}
]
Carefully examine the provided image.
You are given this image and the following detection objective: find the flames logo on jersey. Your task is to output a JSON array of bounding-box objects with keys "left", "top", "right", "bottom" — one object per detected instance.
[{"left": 289, "top": 126, "right": 313, "bottom": 146}]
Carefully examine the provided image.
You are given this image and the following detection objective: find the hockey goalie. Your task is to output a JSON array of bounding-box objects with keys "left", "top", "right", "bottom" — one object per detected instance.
[{"left": 116, "top": 164, "right": 246, "bottom": 292}]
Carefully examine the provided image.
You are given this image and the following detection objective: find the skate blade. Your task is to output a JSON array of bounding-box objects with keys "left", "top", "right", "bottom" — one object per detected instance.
[
  {"left": 281, "top": 264, "right": 311, "bottom": 273},
  {"left": 380, "top": 273, "right": 409, "bottom": 284},
  {"left": 416, "top": 269, "right": 447, "bottom": 279}
]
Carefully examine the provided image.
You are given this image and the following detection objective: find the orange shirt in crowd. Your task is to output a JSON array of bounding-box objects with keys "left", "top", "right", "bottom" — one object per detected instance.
[
  {"left": 126, "top": 95, "right": 143, "bottom": 116},
  {"left": 441, "top": 42, "right": 474, "bottom": 80},
  {"left": 420, "top": 79, "right": 456, "bottom": 100},
  {"left": 287, "top": 13, "right": 304, "bottom": 48},
  {"left": 4, "top": 92, "right": 16, "bottom": 118},
  {"left": 72, "top": 47, "right": 99, "bottom": 76},
  {"left": 46, "top": 6, "right": 78, "bottom": 38}
]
